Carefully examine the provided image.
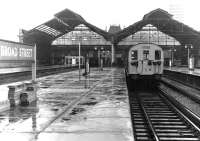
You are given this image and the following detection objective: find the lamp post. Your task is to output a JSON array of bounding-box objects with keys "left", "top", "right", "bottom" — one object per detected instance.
[
  {"left": 78, "top": 42, "right": 81, "bottom": 80},
  {"left": 100, "top": 47, "right": 104, "bottom": 71},
  {"left": 95, "top": 47, "right": 101, "bottom": 70},
  {"left": 185, "top": 44, "right": 193, "bottom": 69},
  {"left": 169, "top": 47, "right": 176, "bottom": 67},
  {"left": 95, "top": 47, "right": 104, "bottom": 71},
  {"left": 72, "top": 38, "right": 81, "bottom": 80},
  {"left": 73, "top": 36, "right": 88, "bottom": 80}
]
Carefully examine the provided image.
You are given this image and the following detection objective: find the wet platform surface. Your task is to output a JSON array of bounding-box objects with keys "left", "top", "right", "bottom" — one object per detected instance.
[{"left": 0, "top": 68, "right": 133, "bottom": 141}]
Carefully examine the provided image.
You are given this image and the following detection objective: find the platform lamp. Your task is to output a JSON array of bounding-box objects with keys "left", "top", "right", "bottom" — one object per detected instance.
[
  {"left": 185, "top": 44, "right": 193, "bottom": 70},
  {"left": 100, "top": 47, "right": 104, "bottom": 70},
  {"left": 94, "top": 47, "right": 104, "bottom": 70},
  {"left": 78, "top": 36, "right": 88, "bottom": 79},
  {"left": 71, "top": 37, "right": 81, "bottom": 80},
  {"left": 94, "top": 47, "right": 100, "bottom": 70},
  {"left": 169, "top": 47, "right": 176, "bottom": 68}
]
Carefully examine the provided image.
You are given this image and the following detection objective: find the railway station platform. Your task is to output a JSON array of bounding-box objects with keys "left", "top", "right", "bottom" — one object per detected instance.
[
  {"left": 164, "top": 66, "right": 200, "bottom": 76},
  {"left": 0, "top": 68, "right": 133, "bottom": 141},
  {"left": 164, "top": 67, "right": 200, "bottom": 89}
]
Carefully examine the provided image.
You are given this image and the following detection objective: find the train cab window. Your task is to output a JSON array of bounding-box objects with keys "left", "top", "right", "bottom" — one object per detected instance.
[
  {"left": 143, "top": 50, "right": 149, "bottom": 60},
  {"left": 155, "top": 50, "right": 161, "bottom": 60},
  {"left": 131, "top": 50, "right": 137, "bottom": 60}
]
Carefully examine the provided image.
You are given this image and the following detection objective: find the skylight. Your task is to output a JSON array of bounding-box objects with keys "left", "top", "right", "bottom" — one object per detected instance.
[{"left": 36, "top": 24, "right": 61, "bottom": 37}]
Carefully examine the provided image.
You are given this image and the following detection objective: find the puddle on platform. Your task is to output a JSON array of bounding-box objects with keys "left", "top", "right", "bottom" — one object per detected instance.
[
  {"left": 89, "top": 97, "right": 96, "bottom": 100},
  {"left": 51, "top": 108, "right": 59, "bottom": 111},
  {"left": 115, "top": 97, "right": 126, "bottom": 101},
  {"left": 40, "top": 86, "right": 49, "bottom": 89},
  {"left": 62, "top": 117, "right": 71, "bottom": 121},
  {"left": 55, "top": 79, "right": 65, "bottom": 82},
  {"left": 70, "top": 107, "right": 85, "bottom": 115},
  {"left": 54, "top": 79, "right": 65, "bottom": 84},
  {"left": 78, "top": 101, "right": 98, "bottom": 106},
  {"left": 54, "top": 103, "right": 68, "bottom": 107}
]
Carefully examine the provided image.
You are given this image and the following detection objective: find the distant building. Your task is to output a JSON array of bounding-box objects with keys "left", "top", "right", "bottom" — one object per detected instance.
[
  {"left": 108, "top": 25, "right": 121, "bottom": 33},
  {"left": 18, "top": 29, "right": 28, "bottom": 43}
]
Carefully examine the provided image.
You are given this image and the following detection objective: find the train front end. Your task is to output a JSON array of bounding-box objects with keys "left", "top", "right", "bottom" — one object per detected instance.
[{"left": 126, "top": 43, "right": 163, "bottom": 90}]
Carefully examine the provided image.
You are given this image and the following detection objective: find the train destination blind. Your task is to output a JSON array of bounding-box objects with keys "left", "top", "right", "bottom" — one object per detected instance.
[{"left": 0, "top": 40, "right": 34, "bottom": 61}]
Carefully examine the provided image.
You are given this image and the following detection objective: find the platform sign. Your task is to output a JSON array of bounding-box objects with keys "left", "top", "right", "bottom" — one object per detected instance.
[
  {"left": 0, "top": 39, "right": 36, "bottom": 82},
  {"left": 0, "top": 40, "right": 34, "bottom": 61}
]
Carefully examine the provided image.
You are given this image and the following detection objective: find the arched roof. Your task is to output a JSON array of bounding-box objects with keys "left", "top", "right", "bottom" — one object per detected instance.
[
  {"left": 23, "top": 8, "right": 200, "bottom": 47},
  {"left": 23, "top": 8, "right": 112, "bottom": 44},
  {"left": 114, "top": 9, "right": 200, "bottom": 46}
]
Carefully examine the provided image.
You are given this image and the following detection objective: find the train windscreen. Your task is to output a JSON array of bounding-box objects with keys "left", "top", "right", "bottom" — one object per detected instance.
[{"left": 155, "top": 50, "right": 161, "bottom": 60}]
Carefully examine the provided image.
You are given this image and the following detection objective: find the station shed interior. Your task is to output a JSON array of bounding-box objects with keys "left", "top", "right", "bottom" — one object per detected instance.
[{"left": 22, "top": 8, "right": 200, "bottom": 68}]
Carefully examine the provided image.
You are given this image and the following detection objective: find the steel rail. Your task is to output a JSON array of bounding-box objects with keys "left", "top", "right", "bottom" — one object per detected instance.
[
  {"left": 159, "top": 88, "right": 200, "bottom": 134},
  {"left": 136, "top": 93, "right": 160, "bottom": 141}
]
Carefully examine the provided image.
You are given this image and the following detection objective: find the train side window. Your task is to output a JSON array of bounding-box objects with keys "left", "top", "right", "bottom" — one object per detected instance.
[
  {"left": 131, "top": 50, "right": 137, "bottom": 60},
  {"left": 155, "top": 50, "right": 161, "bottom": 60},
  {"left": 143, "top": 50, "right": 149, "bottom": 60}
]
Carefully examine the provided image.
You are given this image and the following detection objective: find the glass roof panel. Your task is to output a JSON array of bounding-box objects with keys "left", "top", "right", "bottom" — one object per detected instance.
[{"left": 36, "top": 24, "right": 61, "bottom": 37}]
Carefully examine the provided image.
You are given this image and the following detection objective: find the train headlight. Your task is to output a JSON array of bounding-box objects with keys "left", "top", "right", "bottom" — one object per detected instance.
[
  {"left": 157, "top": 61, "right": 161, "bottom": 65},
  {"left": 153, "top": 61, "right": 161, "bottom": 65},
  {"left": 153, "top": 62, "right": 157, "bottom": 65}
]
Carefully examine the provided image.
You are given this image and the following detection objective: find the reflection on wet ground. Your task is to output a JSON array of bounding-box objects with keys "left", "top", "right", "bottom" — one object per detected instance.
[{"left": 0, "top": 68, "right": 133, "bottom": 141}]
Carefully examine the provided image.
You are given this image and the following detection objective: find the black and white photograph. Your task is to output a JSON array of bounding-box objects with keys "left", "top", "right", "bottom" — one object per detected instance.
[{"left": 0, "top": 0, "right": 200, "bottom": 140}]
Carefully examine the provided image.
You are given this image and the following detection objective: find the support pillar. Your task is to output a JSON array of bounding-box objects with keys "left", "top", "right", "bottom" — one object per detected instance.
[
  {"left": 111, "top": 44, "right": 115, "bottom": 65},
  {"left": 32, "top": 44, "right": 36, "bottom": 82}
]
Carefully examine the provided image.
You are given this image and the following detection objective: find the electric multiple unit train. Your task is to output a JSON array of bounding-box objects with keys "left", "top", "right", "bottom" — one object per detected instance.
[{"left": 125, "top": 43, "right": 164, "bottom": 89}]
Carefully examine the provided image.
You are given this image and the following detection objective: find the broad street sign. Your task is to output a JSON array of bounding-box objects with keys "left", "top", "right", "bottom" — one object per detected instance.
[{"left": 0, "top": 39, "right": 34, "bottom": 61}]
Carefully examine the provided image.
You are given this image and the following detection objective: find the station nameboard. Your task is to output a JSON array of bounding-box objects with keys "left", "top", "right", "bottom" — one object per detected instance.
[{"left": 0, "top": 40, "right": 34, "bottom": 61}]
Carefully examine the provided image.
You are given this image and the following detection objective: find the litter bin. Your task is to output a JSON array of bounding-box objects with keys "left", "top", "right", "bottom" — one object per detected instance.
[{"left": 20, "top": 93, "right": 29, "bottom": 106}]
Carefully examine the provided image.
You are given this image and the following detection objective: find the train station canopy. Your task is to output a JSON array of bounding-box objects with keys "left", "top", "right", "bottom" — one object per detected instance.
[
  {"left": 114, "top": 9, "right": 200, "bottom": 46},
  {"left": 23, "top": 8, "right": 112, "bottom": 44},
  {"left": 23, "top": 8, "right": 200, "bottom": 47}
]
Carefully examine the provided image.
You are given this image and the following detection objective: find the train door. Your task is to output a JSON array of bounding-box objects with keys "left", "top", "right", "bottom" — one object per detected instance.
[{"left": 142, "top": 50, "right": 152, "bottom": 75}]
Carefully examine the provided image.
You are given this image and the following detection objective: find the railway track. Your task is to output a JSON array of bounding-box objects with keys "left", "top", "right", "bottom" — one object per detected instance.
[{"left": 129, "top": 90, "right": 200, "bottom": 141}]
